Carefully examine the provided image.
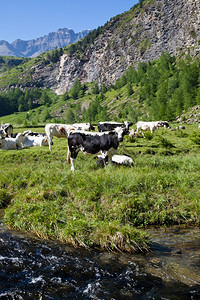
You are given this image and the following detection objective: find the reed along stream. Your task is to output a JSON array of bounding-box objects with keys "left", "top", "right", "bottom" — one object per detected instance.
[{"left": 0, "top": 219, "right": 200, "bottom": 299}]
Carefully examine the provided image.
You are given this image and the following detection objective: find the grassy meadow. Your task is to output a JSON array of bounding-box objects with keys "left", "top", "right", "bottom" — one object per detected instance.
[{"left": 0, "top": 123, "right": 200, "bottom": 253}]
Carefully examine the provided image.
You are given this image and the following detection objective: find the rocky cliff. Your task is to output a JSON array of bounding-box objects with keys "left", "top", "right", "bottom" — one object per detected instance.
[
  {"left": 0, "top": 28, "right": 91, "bottom": 58},
  {"left": 30, "top": 0, "right": 200, "bottom": 95}
]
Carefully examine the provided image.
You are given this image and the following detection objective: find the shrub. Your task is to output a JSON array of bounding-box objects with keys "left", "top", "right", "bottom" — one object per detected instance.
[
  {"left": 143, "top": 131, "right": 153, "bottom": 140},
  {"left": 159, "top": 136, "right": 175, "bottom": 148},
  {"left": 190, "top": 131, "right": 200, "bottom": 145}
]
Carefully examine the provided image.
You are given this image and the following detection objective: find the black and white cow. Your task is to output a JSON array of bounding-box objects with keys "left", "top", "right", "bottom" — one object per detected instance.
[
  {"left": 98, "top": 121, "right": 133, "bottom": 132},
  {"left": 67, "top": 127, "right": 126, "bottom": 171},
  {"left": 73, "top": 123, "right": 95, "bottom": 131},
  {"left": 0, "top": 128, "right": 5, "bottom": 140},
  {"left": 22, "top": 130, "right": 46, "bottom": 137}
]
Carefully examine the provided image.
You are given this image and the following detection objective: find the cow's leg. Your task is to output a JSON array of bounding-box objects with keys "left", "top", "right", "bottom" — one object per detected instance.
[
  {"left": 107, "top": 148, "right": 116, "bottom": 165},
  {"left": 100, "top": 151, "right": 108, "bottom": 166},
  {"left": 70, "top": 158, "right": 75, "bottom": 171},
  {"left": 67, "top": 145, "right": 78, "bottom": 171},
  {"left": 47, "top": 135, "right": 52, "bottom": 151}
]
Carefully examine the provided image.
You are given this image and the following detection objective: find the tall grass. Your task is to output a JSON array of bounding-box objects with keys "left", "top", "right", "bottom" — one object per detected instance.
[{"left": 0, "top": 124, "right": 200, "bottom": 252}]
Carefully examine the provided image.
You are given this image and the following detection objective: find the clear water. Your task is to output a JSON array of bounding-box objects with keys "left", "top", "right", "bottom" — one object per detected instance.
[{"left": 0, "top": 221, "right": 200, "bottom": 299}]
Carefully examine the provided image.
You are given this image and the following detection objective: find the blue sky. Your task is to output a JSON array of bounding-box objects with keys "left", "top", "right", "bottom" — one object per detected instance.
[{"left": 1, "top": 0, "right": 139, "bottom": 43}]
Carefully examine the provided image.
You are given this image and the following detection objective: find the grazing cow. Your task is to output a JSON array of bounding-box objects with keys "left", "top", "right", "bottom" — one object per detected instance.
[
  {"left": 0, "top": 123, "right": 13, "bottom": 137},
  {"left": 136, "top": 121, "right": 163, "bottom": 133},
  {"left": 98, "top": 121, "right": 133, "bottom": 132},
  {"left": 45, "top": 123, "right": 75, "bottom": 151},
  {"left": 67, "top": 127, "right": 126, "bottom": 171},
  {"left": 96, "top": 154, "right": 133, "bottom": 167},
  {"left": 0, "top": 133, "right": 23, "bottom": 150},
  {"left": 20, "top": 135, "right": 49, "bottom": 148},
  {"left": 73, "top": 123, "right": 95, "bottom": 131}
]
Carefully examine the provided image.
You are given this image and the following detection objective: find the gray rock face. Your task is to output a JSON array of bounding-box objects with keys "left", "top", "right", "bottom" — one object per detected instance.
[
  {"left": 0, "top": 28, "right": 91, "bottom": 58},
  {"left": 0, "top": 40, "right": 22, "bottom": 57}
]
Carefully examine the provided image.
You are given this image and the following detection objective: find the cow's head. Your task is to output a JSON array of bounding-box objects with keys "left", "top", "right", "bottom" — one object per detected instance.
[
  {"left": 124, "top": 121, "right": 133, "bottom": 131},
  {"left": 0, "top": 122, "right": 4, "bottom": 139},
  {"left": 0, "top": 128, "right": 5, "bottom": 140},
  {"left": 114, "top": 126, "right": 126, "bottom": 142},
  {"left": 159, "top": 121, "right": 171, "bottom": 128},
  {"left": 89, "top": 123, "right": 95, "bottom": 131}
]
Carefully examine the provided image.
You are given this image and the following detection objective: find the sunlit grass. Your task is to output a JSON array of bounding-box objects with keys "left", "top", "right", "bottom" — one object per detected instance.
[{"left": 0, "top": 125, "right": 200, "bottom": 252}]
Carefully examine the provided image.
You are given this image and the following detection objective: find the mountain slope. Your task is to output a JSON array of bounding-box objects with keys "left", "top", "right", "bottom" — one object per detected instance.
[
  {"left": 0, "top": 0, "right": 199, "bottom": 95},
  {"left": 29, "top": 0, "right": 200, "bottom": 95},
  {"left": 0, "top": 28, "right": 91, "bottom": 58}
]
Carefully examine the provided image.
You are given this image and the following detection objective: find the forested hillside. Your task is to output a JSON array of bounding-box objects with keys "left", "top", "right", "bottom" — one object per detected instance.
[{"left": 1, "top": 53, "right": 199, "bottom": 125}]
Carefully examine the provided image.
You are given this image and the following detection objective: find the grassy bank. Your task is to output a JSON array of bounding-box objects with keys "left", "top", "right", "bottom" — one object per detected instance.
[{"left": 0, "top": 124, "right": 200, "bottom": 252}]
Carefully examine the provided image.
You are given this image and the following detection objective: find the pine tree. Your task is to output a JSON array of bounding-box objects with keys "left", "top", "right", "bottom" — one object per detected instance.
[
  {"left": 92, "top": 83, "right": 99, "bottom": 94},
  {"left": 65, "top": 108, "right": 75, "bottom": 123},
  {"left": 127, "top": 82, "right": 133, "bottom": 96},
  {"left": 71, "top": 78, "right": 81, "bottom": 99}
]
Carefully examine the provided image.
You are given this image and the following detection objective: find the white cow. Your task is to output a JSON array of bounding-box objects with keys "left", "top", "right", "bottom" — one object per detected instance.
[
  {"left": 0, "top": 133, "right": 23, "bottom": 150},
  {"left": 45, "top": 123, "right": 75, "bottom": 151},
  {"left": 96, "top": 154, "right": 133, "bottom": 167},
  {"left": 136, "top": 121, "right": 162, "bottom": 133},
  {"left": 21, "top": 135, "right": 49, "bottom": 148}
]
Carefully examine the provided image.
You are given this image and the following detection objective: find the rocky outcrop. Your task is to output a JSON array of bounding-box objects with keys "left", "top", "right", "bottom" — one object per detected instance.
[
  {"left": 176, "top": 105, "right": 200, "bottom": 124},
  {"left": 0, "top": 28, "right": 91, "bottom": 58}
]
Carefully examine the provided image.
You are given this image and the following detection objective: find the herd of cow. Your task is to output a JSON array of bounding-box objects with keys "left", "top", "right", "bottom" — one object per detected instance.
[{"left": 0, "top": 120, "right": 171, "bottom": 171}]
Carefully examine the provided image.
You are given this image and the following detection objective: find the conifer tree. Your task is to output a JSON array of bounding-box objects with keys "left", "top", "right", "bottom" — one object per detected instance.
[{"left": 71, "top": 78, "right": 81, "bottom": 99}]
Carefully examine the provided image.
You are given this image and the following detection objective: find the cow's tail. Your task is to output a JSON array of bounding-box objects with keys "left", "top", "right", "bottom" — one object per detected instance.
[{"left": 67, "top": 146, "right": 71, "bottom": 164}]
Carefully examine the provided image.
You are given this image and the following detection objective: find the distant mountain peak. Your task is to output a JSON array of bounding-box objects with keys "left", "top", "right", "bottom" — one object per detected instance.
[{"left": 0, "top": 28, "right": 91, "bottom": 58}]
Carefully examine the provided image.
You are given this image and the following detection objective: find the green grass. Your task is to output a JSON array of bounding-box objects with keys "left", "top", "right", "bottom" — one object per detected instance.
[{"left": 0, "top": 124, "right": 200, "bottom": 253}]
